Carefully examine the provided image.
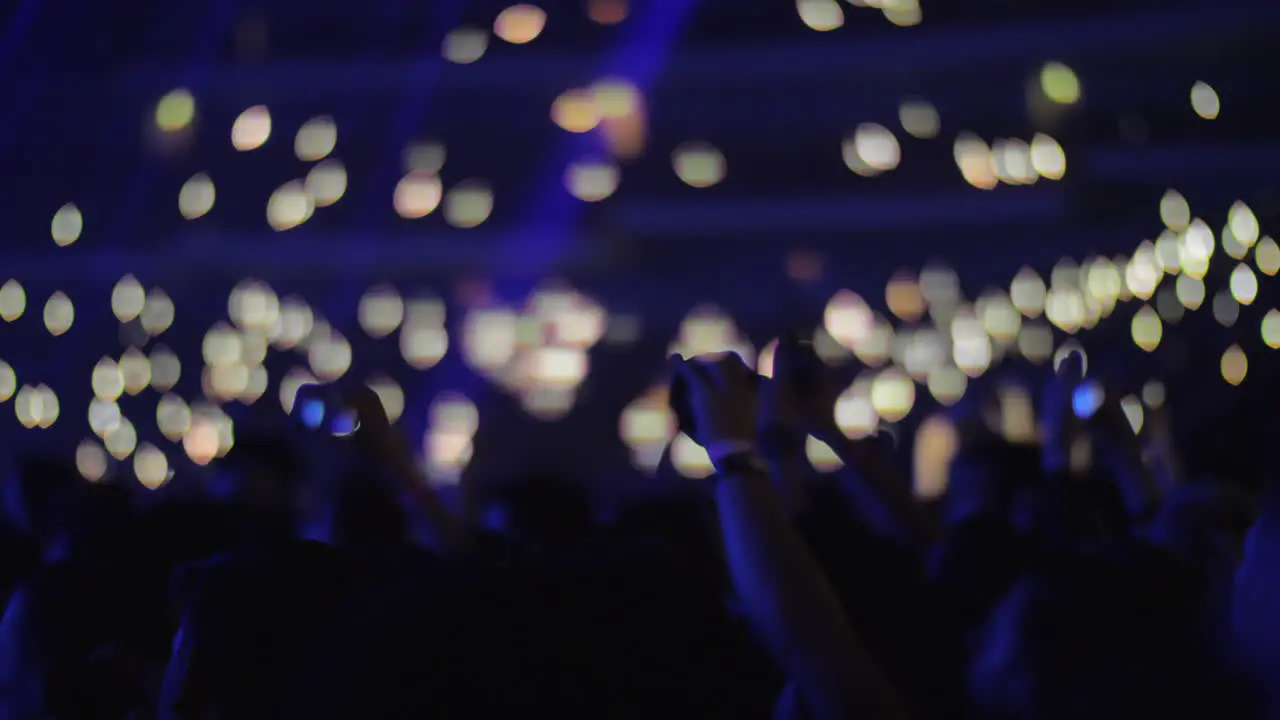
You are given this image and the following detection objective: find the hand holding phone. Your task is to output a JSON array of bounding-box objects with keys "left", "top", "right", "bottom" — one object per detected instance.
[
  {"left": 669, "top": 352, "right": 758, "bottom": 446},
  {"left": 767, "top": 332, "right": 841, "bottom": 442},
  {"left": 292, "top": 383, "right": 361, "bottom": 436}
]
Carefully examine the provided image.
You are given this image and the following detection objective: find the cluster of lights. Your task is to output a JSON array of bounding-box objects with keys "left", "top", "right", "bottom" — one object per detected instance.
[
  {"left": 439, "top": 1, "right": 628, "bottom": 63},
  {"left": 797, "top": 0, "right": 923, "bottom": 30},
  {"left": 618, "top": 197, "right": 1273, "bottom": 490},
  {"left": 103, "top": 49, "right": 1226, "bottom": 241},
  {"left": 140, "top": 65, "right": 1092, "bottom": 231},
  {"left": 7, "top": 185, "right": 1269, "bottom": 486},
  {"left": 9, "top": 6, "right": 1255, "bottom": 494},
  {"left": 461, "top": 286, "right": 606, "bottom": 419},
  {"left": 129, "top": 8, "right": 1232, "bottom": 234},
  {"left": 0, "top": 274, "right": 617, "bottom": 487},
  {"left": 4, "top": 189, "right": 1272, "bottom": 491}
]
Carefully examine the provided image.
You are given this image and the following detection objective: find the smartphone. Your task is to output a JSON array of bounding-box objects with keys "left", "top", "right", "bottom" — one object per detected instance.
[
  {"left": 1072, "top": 380, "right": 1104, "bottom": 420},
  {"left": 292, "top": 384, "right": 361, "bottom": 437}
]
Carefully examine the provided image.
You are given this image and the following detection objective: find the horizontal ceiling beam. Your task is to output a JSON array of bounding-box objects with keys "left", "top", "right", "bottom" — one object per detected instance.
[{"left": 111, "top": 6, "right": 1275, "bottom": 102}]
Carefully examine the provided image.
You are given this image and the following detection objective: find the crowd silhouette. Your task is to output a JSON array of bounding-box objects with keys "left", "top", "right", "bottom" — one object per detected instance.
[{"left": 0, "top": 334, "right": 1272, "bottom": 718}]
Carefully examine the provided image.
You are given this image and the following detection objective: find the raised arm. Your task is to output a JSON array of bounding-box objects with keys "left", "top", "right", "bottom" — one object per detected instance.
[
  {"left": 770, "top": 334, "right": 936, "bottom": 547},
  {"left": 347, "top": 386, "right": 472, "bottom": 554},
  {"left": 676, "top": 355, "right": 908, "bottom": 719}
]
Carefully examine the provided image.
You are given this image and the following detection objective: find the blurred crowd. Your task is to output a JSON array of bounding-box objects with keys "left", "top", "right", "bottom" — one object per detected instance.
[{"left": 0, "top": 335, "right": 1275, "bottom": 719}]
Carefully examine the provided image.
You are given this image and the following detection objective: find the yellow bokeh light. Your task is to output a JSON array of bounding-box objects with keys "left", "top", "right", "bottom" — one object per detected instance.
[
  {"left": 797, "top": 0, "right": 844, "bottom": 31},
  {"left": 1120, "top": 395, "right": 1144, "bottom": 434},
  {"left": 1222, "top": 224, "right": 1248, "bottom": 260},
  {"left": 927, "top": 365, "right": 968, "bottom": 405},
  {"left": 155, "top": 88, "right": 195, "bottom": 132},
  {"left": 494, "top": 4, "right": 547, "bottom": 44},
  {"left": 1230, "top": 264, "right": 1258, "bottom": 305},
  {"left": 295, "top": 115, "right": 337, "bottom": 162},
  {"left": 673, "top": 142, "right": 726, "bottom": 188},
  {"left": 1256, "top": 236, "right": 1280, "bottom": 276},
  {"left": 870, "top": 367, "right": 915, "bottom": 423},
  {"left": 993, "top": 138, "right": 1037, "bottom": 185},
  {"left": 835, "top": 380, "right": 879, "bottom": 439},
  {"left": 44, "top": 292, "right": 74, "bottom": 336},
  {"left": 885, "top": 271, "right": 925, "bottom": 322},
  {"left": 231, "top": 105, "right": 271, "bottom": 150},
  {"left": 149, "top": 345, "right": 182, "bottom": 391},
  {"left": 443, "top": 181, "right": 494, "bottom": 228},
  {"left": 592, "top": 78, "right": 641, "bottom": 119},
  {"left": 0, "top": 280, "right": 26, "bottom": 322},
  {"left": 267, "top": 180, "right": 314, "bottom": 231},
  {"left": 1159, "top": 189, "right": 1190, "bottom": 231},
  {"left": 1261, "top": 310, "right": 1280, "bottom": 349},
  {"left": 1228, "top": 201, "right": 1260, "bottom": 247},
  {"left": 1045, "top": 288, "right": 1086, "bottom": 334},
  {"left": 442, "top": 27, "right": 489, "bottom": 64},
  {"left": 1131, "top": 305, "right": 1162, "bottom": 351},
  {"left": 141, "top": 285, "right": 176, "bottom": 335},
  {"left": 551, "top": 89, "right": 600, "bottom": 133},
  {"left": 120, "top": 347, "right": 151, "bottom": 395},
  {"left": 0, "top": 360, "right": 14, "bottom": 402},
  {"left": 1221, "top": 345, "right": 1247, "bottom": 385},
  {"left": 51, "top": 203, "right": 83, "bottom": 247},
  {"left": 913, "top": 415, "right": 958, "bottom": 499},
  {"left": 805, "top": 436, "right": 844, "bottom": 472},
  {"left": 76, "top": 440, "right": 109, "bottom": 482},
  {"left": 1039, "top": 62, "right": 1080, "bottom": 105},
  {"left": 952, "top": 312, "right": 993, "bottom": 376},
  {"left": 954, "top": 133, "right": 997, "bottom": 189},
  {"left": 1010, "top": 267, "right": 1047, "bottom": 317},
  {"left": 980, "top": 291, "right": 1022, "bottom": 341},
  {"left": 1029, "top": 133, "right": 1066, "bottom": 180},
  {"left": 92, "top": 357, "right": 125, "bottom": 401},
  {"left": 157, "top": 394, "right": 192, "bottom": 441},
  {"left": 134, "top": 443, "right": 171, "bottom": 490},
  {"left": 306, "top": 160, "right": 347, "bottom": 207},
  {"left": 358, "top": 285, "right": 405, "bottom": 338},
  {"left": 394, "top": 172, "right": 443, "bottom": 218},
  {"left": 565, "top": 159, "right": 620, "bottom": 202},
  {"left": 401, "top": 299, "right": 449, "bottom": 370},
  {"left": 183, "top": 418, "right": 219, "bottom": 465},
  {"left": 112, "top": 275, "right": 146, "bottom": 322},
  {"left": 882, "top": 0, "right": 922, "bottom": 26},
  {"left": 843, "top": 123, "right": 900, "bottom": 176},
  {"left": 1191, "top": 81, "right": 1220, "bottom": 120},
  {"left": 1175, "top": 274, "right": 1204, "bottom": 310},
  {"left": 667, "top": 433, "right": 711, "bottom": 479},
  {"left": 898, "top": 98, "right": 939, "bottom": 139},
  {"left": 228, "top": 280, "right": 280, "bottom": 332},
  {"left": 178, "top": 173, "right": 215, "bottom": 219}
]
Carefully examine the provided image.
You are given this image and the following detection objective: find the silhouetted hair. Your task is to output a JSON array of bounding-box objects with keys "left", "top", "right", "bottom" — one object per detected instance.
[
  {"left": 333, "top": 469, "right": 406, "bottom": 546},
  {"left": 481, "top": 474, "right": 592, "bottom": 547},
  {"left": 218, "top": 430, "right": 306, "bottom": 486},
  {"left": 10, "top": 453, "right": 88, "bottom": 539}
]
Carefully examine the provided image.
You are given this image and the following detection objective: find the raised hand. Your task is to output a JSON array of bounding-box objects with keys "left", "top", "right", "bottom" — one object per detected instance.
[
  {"left": 760, "top": 332, "right": 841, "bottom": 443},
  {"left": 671, "top": 352, "right": 758, "bottom": 450},
  {"left": 1039, "top": 350, "right": 1086, "bottom": 473},
  {"left": 342, "top": 383, "right": 471, "bottom": 553},
  {"left": 343, "top": 384, "right": 402, "bottom": 460}
]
